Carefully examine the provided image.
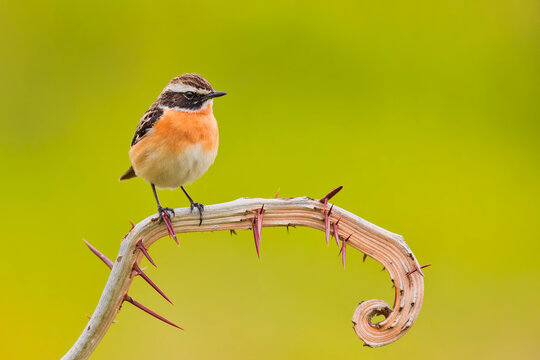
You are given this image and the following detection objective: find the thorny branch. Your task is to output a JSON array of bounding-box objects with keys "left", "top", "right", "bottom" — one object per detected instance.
[{"left": 62, "top": 187, "right": 428, "bottom": 360}]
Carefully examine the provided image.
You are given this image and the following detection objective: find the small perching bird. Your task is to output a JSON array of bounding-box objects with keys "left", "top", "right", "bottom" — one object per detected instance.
[{"left": 120, "top": 73, "right": 226, "bottom": 229}]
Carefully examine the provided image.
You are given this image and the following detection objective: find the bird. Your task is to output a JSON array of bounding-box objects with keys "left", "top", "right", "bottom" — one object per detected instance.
[{"left": 120, "top": 73, "right": 226, "bottom": 231}]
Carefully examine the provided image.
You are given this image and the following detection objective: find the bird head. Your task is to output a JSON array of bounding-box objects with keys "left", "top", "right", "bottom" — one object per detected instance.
[{"left": 157, "top": 73, "right": 226, "bottom": 112}]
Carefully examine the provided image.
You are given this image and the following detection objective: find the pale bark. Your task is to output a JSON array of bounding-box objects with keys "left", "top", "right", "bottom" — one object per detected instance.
[{"left": 61, "top": 196, "right": 425, "bottom": 359}]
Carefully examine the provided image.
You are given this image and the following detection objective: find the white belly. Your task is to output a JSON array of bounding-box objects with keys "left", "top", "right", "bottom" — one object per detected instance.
[{"left": 135, "top": 144, "right": 218, "bottom": 190}]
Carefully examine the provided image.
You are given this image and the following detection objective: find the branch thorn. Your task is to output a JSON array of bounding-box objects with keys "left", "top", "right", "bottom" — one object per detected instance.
[
  {"left": 133, "top": 263, "right": 173, "bottom": 304},
  {"left": 332, "top": 217, "right": 341, "bottom": 247},
  {"left": 286, "top": 223, "right": 296, "bottom": 234},
  {"left": 83, "top": 239, "right": 113, "bottom": 269},
  {"left": 251, "top": 205, "right": 265, "bottom": 259},
  {"left": 124, "top": 295, "right": 183, "bottom": 330},
  {"left": 339, "top": 234, "right": 352, "bottom": 268},
  {"left": 324, "top": 204, "right": 334, "bottom": 246},
  {"left": 406, "top": 264, "right": 431, "bottom": 277},
  {"left": 319, "top": 185, "right": 343, "bottom": 204},
  {"left": 160, "top": 213, "right": 179, "bottom": 246},
  {"left": 136, "top": 240, "right": 157, "bottom": 268}
]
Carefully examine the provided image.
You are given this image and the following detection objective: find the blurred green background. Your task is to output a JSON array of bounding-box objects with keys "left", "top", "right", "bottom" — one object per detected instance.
[{"left": 1, "top": 0, "right": 539, "bottom": 359}]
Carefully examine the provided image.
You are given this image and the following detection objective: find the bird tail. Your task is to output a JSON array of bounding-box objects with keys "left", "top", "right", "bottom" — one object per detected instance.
[{"left": 119, "top": 166, "right": 137, "bottom": 181}]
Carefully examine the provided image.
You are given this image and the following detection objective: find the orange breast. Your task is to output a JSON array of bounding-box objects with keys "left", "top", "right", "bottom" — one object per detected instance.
[
  {"left": 129, "top": 103, "right": 219, "bottom": 172},
  {"left": 150, "top": 103, "right": 219, "bottom": 153}
]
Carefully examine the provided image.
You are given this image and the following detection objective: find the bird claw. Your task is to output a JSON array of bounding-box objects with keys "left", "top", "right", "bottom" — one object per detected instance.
[
  {"left": 190, "top": 202, "right": 204, "bottom": 226},
  {"left": 158, "top": 207, "right": 175, "bottom": 223}
]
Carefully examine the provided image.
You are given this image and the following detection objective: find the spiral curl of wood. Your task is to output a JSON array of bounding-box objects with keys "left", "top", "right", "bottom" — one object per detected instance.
[{"left": 62, "top": 194, "right": 425, "bottom": 359}]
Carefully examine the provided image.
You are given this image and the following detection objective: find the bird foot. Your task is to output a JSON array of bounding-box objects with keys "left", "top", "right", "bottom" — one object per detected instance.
[
  {"left": 190, "top": 202, "right": 204, "bottom": 226},
  {"left": 157, "top": 207, "right": 178, "bottom": 245},
  {"left": 157, "top": 207, "right": 175, "bottom": 223}
]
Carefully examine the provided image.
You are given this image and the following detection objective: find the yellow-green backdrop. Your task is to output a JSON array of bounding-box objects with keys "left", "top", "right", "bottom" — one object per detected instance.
[{"left": 1, "top": 1, "right": 538, "bottom": 359}]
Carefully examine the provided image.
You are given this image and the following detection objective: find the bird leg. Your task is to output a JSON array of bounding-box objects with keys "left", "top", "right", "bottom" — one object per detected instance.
[
  {"left": 180, "top": 186, "right": 204, "bottom": 226},
  {"left": 151, "top": 184, "right": 178, "bottom": 245},
  {"left": 151, "top": 184, "right": 175, "bottom": 221}
]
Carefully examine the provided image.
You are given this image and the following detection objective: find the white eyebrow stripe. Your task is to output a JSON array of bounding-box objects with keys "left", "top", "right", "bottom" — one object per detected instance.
[
  {"left": 164, "top": 83, "right": 212, "bottom": 94},
  {"left": 158, "top": 99, "right": 213, "bottom": 113}
]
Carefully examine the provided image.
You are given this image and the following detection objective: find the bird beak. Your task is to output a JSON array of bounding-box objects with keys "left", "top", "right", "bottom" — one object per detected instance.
[{"left": 206, "top": 91, "right": 227, "bottom": 99}]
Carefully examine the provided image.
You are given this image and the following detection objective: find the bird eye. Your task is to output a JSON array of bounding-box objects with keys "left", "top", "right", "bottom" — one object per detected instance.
[{"left": 184, "top": 91, "right": 194, "bottom": 99}]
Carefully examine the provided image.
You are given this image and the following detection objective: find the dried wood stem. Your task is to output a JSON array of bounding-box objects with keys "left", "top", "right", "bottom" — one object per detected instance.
[{"left": 62, "top": 193, "right": 425, "bottom": 359}]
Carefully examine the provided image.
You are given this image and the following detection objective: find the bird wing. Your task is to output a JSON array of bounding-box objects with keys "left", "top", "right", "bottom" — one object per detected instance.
[{"left": 130, "top": 107, "right": 164, "bottom": 146}]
